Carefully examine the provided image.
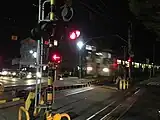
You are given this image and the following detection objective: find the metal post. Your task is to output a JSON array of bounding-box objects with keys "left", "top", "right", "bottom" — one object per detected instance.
[
  {"left": 42, "top": 0, "right": 50, "bottom": 20},
  {"left": 35, "top": 40, "right": 40, "bottom": 108},
  {"left": 79, "top": 51, "right": 82, "bottom": 79},
  {"left": 153, "top": 44, "right": 155, "bottom": 76},
  {"left": 46, "top": 62, "right": 54, "bottom": 106},
  {"left": 50, "top": 0, "right": 55, "bottom": 105},
  {"left": 39, "top": 37, "right": 43, "bottom": 98},
  {"left": 128, "top": 21, "right": 132, "bottom": 80},
  {"left": 123, "top": 46, "right": 126, "bottom": 79},
  {"left": 53, "top": 66, "right": 56, "bottom": 103},
  {"left": 35, "top": 0, "right": 41, "bottom": 108}
]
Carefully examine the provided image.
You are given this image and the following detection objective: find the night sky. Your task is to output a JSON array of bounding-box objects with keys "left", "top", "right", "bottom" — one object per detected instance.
[{"left": 0, "top": 0, "right": 158, "bottom": 63}]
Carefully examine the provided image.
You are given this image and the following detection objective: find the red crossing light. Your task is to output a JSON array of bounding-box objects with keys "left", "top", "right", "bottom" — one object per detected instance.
[
  {"left": 44, "top": 41, "right": 49, "bottom": 45},
  {"left": 112, "top": 58, "right": 118, "bottom": 69},
  {"left": 69, "top": 30, "right": 80, "bottom": 40},
  {"left": 52, "top": 53, "right": 62, "bottom": 64},
  {"left": 128, "top": 57, "right": 131, "bottom": 62}
]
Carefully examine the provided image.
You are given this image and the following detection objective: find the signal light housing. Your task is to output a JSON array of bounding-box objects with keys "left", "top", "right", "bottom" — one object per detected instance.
[
  {"left": 51, "top": 53, "right": 62, "bottom": 64},
  {"left": 69, "top": 30, "right": 80, "bottom": 40},
  {"left": 128, "top": 57, "right": 131, "bottom": 62}
]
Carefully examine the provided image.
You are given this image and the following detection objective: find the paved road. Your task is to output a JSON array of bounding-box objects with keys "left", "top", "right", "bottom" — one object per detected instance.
[
  {"left": 0, "top": 86, "right": 120, "bottom": 120},
  {"left": 0, "top": 76, "right": 94, "bottom": 87},
  {"left": 0, "top": 76, "right": 96, "bottom": 100}
]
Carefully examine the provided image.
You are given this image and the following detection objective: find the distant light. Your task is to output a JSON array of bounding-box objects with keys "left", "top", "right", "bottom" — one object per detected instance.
[
  {"left": 44, "top": 41, "right": 49, "bottom": 45},
  {"left": 103, "top": 68, "right": 109, "bottom": 72},
  {"left": 87, "top": 67, "right": 93, "bottom": 71},
  {"left": 2, "top": 71, "right": 8, "bottom": 75},
  {"left": 128, "top": 57, "right": 131, "bottom": 62},
  {"left": 29, "top": 50, "right": 34, "bottom": 54},
  {"left": 12, "top": 72, "right": 16, "bottom": 76},
  {"left": 54, "top": 40, "right": 58, "bottom": 46},
  {"left": 33, "top": 52, "right": 37, "bottom": 58},
  {"left": 77, "top": 41, "right": 84, "bottom": 50},
  {"left": 36, "top": 72, "right": 42, "bottom": 78}
]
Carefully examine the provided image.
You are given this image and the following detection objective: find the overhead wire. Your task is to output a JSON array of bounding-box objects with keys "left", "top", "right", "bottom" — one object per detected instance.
[
  {"left": 79, "top": 0, "right": 112, "bottom": 20},
  {"left": 100, "top": 0, "right": 108, "bottom": 9}
]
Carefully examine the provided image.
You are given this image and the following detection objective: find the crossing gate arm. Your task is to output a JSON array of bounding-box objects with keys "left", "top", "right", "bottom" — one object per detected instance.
[{"left": 18, "top": 106, "right": 30, "bottom": 120}]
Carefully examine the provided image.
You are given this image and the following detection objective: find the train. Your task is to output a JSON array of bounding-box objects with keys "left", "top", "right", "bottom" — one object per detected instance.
[{"left": 85, "top": 51, "right": 160, "bottom": 82}]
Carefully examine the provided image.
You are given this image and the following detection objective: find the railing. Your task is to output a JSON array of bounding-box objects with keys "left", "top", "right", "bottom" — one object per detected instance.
[{"left": 18, "top": 106, "right": 30, "bottom": 120}]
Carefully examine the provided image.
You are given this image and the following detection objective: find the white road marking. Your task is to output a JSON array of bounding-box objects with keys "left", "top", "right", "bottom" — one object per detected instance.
[{"left": 65, "top": 87, "right": 94, "bottom": 96}]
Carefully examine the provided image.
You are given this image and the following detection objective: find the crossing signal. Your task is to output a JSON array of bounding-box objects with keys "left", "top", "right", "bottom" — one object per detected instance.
[
  {"left": 128, "top": 57, "right": 131, "bottom": 62},
  {"left": 69, "top": 30, "right": 80, "bottom": 40},
  {"left": 51, "top": 53, "right": 62, "bottom": 64},
  {"left": 31, "top": 21, "right": 55, "bottom": 40},
  {"left": 44, "top": 41, "right": 49, "bottom": 45}
]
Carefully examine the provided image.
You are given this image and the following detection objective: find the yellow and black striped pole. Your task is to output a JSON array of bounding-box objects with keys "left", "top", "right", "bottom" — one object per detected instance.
[
  {"left": 50, "top": 0, "right": 55, "bottom": 21},
  {"left": 46, "top": 62, "right": 54, "bottom": 106},
  {"left": 45, "top": 0, "right": 56, "bottom": 106}
]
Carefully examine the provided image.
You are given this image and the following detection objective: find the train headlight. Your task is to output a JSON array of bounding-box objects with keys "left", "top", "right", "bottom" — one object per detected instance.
[
  {"left": 103, "top": 68, "right": 109, "bottom": 72},
  {"left": 87, "top": 67, "right": 93, "bottom": 71}
]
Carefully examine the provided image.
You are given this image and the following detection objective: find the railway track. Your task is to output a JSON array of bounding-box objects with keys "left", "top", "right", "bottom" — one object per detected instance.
[{"left": 86, "top": 88, "right": 144, "bottom": 120}]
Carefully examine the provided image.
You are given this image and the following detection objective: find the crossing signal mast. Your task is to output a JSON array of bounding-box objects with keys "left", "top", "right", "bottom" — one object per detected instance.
[{"left": 28, "top": 0, "right": 74, "bottom": 118}]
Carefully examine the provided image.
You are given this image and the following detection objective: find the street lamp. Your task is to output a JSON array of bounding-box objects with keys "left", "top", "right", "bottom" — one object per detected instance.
[{"left": 77, "top": 41, "right": 84, "bottom": 50}]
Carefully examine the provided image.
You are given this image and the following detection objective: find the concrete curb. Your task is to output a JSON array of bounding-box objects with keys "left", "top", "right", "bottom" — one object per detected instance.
[
  {"left": 0, "top": 99, "right": 24, "bottom": 109},
  {"left": 0, "top": 97, "right": 23, "bottom": 104}
]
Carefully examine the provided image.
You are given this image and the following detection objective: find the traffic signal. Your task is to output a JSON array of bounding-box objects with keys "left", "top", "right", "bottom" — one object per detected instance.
[
  {"left": 112, "top": 58, "right": 118, "bottom": 69},
  {"left": 44, "top": 41, "right": 49, "bottom": 45},
  {"left": 51, "top": 53, "right": 62, "bottom": 64},
  {"left": 128, "top": 57, "right": 131, "bottom": 62},
  {"left": 31, "top": 21, "right": 55, "bottom": 40},
  {"left": 69, "top": 30, "right": 80, "bottom": 40}
]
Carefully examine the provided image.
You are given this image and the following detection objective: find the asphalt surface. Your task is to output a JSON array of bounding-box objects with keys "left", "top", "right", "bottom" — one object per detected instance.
[
  {"left": 1, "top": 76, "right": 153, "bottom": 120},
  {"left": 120, "top": 77, "right": 160, "bottom": 120},
  {"left": 0, "top": 86, "right": 121, "bottom": 120},
  {"left": 0, "top": 76, "right": 93, "bottom": 87},
  {"left": 0, "top": 77, "right": 95, "bottom": 100}
]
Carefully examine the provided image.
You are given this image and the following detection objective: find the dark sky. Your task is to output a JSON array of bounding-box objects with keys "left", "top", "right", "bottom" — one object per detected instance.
[{"left": 0, "top": 0, "right": 158, "bottom": 63}]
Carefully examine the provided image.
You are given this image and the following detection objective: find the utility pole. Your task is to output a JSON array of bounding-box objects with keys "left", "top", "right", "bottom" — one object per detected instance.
[
  {"left": 122, "top": 46, "right": 126, "bottom": 79},
  {"left": 128, "top": 21, "right": 133, "bottom": 80},
  {"left": 34, "top": 0, "right": 42, "bottom": 109},
  {"left": 153, "top": 43, "right": 155, "bottom": 77},
  {"left": 79, "top": 51, "right": 82, "bottom": 79}
]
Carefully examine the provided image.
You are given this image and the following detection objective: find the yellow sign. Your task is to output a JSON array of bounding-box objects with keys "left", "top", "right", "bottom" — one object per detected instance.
[{"left": 47, "top": 93, "right": 53, "bottom": 101}]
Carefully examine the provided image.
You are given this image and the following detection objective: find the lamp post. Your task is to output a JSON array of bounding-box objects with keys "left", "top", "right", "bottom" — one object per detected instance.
[{"left": 77, "top": 41, "right": 84, "bottom": 79}]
